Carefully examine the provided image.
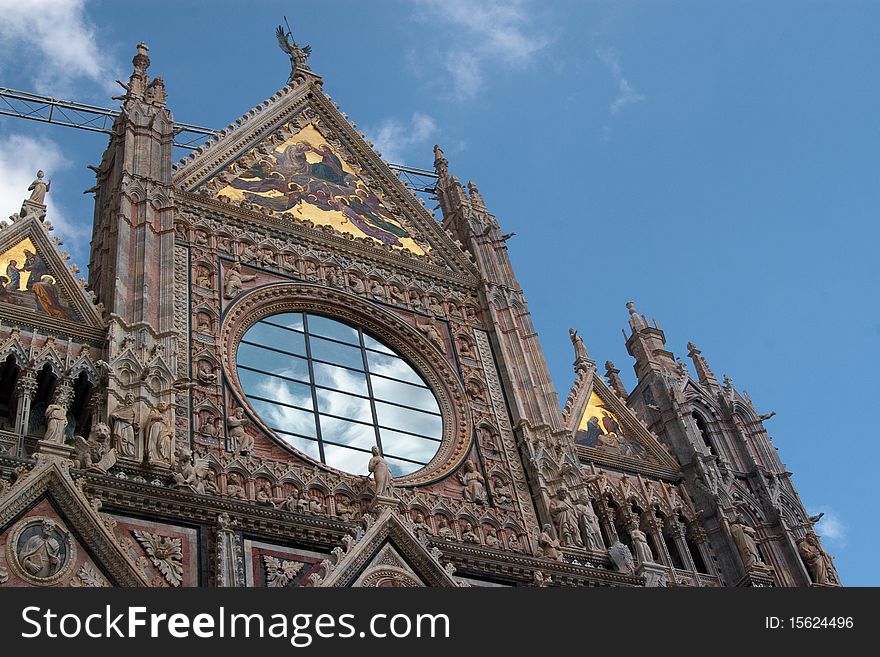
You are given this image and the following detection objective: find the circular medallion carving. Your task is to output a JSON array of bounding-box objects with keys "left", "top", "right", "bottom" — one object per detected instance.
[
  {"left": 358, "top": 566, "right": 423, "bottom": 588},
  {"left": 220, "top": 282, "right": 472, "bottom": 487},
  {"left": 5, "top": 516, "right": 77, "bottom": 586}
]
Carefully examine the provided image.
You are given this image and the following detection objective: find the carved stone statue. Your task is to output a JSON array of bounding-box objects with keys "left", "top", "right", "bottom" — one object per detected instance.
[
  {"left": 549, "top": 488, "right": 581, "bottom": 547},
  {"left": 608, "top": 540, "right": 635, "bottom": 574},
  {"left": 629, "top": 525, "right": 654, "bottom": 564},
  {"left": 575, "top": 496, "right": 604, "bottom": 550},
  {"left": 729, "top": 513, "right": 764, "bottom": 571},
  {"left": 538, "top": 523, "right": 562, "bottom": 561},
  {"left": 484, "top": 528, "right": 500, "bottom": 548},
  {"left": 73, "top": 423, "right": 117, "bottom": 473},
  {"left": 228, "top": 408, "right": 252, "bottom": 455},
  {"left": 366, "top": 445, "right": 393, "bottom": 498},
  {"left": 435, "top": 516, "right": 455, "bottom": 539},
  {"left": 223, "top": 262, "right": 257, "bottom": 299},
  {"left": 27, "top": 170, "right": 51, "bottom": 204},
  {"left": 18, "top": 519, "right": 62, "bottom": 578},
  {"left": 109, "top": 394, "right": 138, "bottom": 458},
  {"left": 461, "top": 521, "right": 479, "bottom": 544},
  {"left": 418, "top": 322, "right": 447, "bottom": 355},
  {"left": 798, "top": 533, "right": 834, "bottom": 585},
  {"left": 196, "top": 360, "right": 217, "bottom": 384},
  {"left": 276, "top": 23, "right": 312, "bottom": 83},
  {"left": 256, "top": 481, "right": 280, "bottom": 507},
  {"left": 43, "top": 403, "right": 67, "bottom": 444},
  {"left": 458, "top": 461, "right": 486, "bottom": 503},
  {"left": 145, "top": 401, "right": 174, "bottom": 466},
  {"left": 225, "top": 473, "right": 247, "bottom": 500},
  {"left": 569, "top": 328, "right": 590, "bottom": 363}
]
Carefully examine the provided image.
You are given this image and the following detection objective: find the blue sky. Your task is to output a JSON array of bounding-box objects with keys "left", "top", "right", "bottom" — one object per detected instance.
[{"left": 0, "top": 1, "right": 877, "bottom": 585}]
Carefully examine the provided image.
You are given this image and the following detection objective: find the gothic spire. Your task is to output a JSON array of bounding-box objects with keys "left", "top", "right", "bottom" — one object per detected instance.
[
  {"left": 687, "top": 342, "right": 720, "bottom": 389},
  {"left": 605, "top": 360, "right": 628, "bottom": 398}
]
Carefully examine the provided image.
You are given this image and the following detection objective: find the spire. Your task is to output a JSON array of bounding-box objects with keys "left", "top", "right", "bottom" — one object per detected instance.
[
  {"left": 687, "top": 342, "right": 720, "bottom": 389},
  {"left": 467, "top": 180, "right": 486, "bottom": 210},
  {"left": 116, "top": 42, "right": 150, "bottom": 101},
  {"left": 624, "top": 301, "right": 677, "bottom": 381},
  {"left": 605, "top": 360, "right": 628, "bottom": 398},
  {"left": 569, "top": 328, "right": 593, "bottom": 372},
  {"left": 433, "top": 144, "right": 449, "bottom": 181},
  {"left": 626, "top": 300, "right": 648, "bottom": 331}
]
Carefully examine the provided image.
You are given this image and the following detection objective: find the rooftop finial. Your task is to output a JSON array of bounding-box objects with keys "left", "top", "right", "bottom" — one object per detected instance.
[
  {"left": 467, "top": 180, "right": 486, "bottom": 209},
  {"left": 433, "top": 144, "right": 449, "bottom": 180},
  {"left": 276, "top": 20, "right": 312, "bottom": 84},
  {"left": 18, "top": 170, "right": 50, "bottom": 221},
  {"left": 626, "top": 300, "right": 647, "bottom": 330}
]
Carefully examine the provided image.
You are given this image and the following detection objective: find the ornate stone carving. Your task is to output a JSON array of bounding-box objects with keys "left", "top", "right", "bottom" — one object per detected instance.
[
  {"left": 43, "top": 403, "right": 68, "bottom": 444},
  {"left": 6, "top": 517, "right": 76, "bottom": 585},
  {"left": 227, "top": 407, "right": 252, "bottom": 455},
  {"left": 73, "top": 422, "right": 117, "bottom": 473},
  {"left": 70, "top": 563, "right": 110, "bottom": 587},
  {"left": 132, "top": 530, "right": 183, "bottom": 587},
  {"left": 365, "top": 445, "right": 394, "bottom": 499},
  {"left": 728, "top": 513, "right": 764, "bottom": 572},
  {"left": 458, "top": 461, "right": 486, "bottom": 504},
  {"left": 223, "top": 261, "right": 257, "bottom": 299},
  {"left": 797, "top": 533, "right": 836, "bottom": 586},
  {"left": 537, "top": 523, "right": 562, "bottom": 561},
  {"left": 549, "top": 488, "right": 580, "bottom": 547},
  {"left": 608, "top": 540, "right": 635, "bottom": 575},
  {"left": 263, "top": 555, "right": 305, "bottom": 587},
  {"left": 109, "top": 393, "right": 139, "bottom": 459},
  {"left": 144, "top": 401, "right": 174, "bottom": 466}
]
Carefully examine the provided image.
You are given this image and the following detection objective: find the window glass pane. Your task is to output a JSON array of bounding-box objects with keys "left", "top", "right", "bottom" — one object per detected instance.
[
  {"left": 306, "top": 314, "right": 360, "bottom": 346},
  {"left": 267, "top": 312, "right": 304, "bottom": 332},
  {"left": 366, "top": 351, "right": 425, "bottom": 385},
  {"left": 244, "top": 322, "right": 307, "bottom": 357},
  {"left": 370, "top": 376, "right": 439, "bottom": 413},
  {"left": 380, "top": 428, "right": 438, "bottom": 464},
  {"left": 275, "top": 432, "right": 321, "bottom": 462},
  {"left": 322, "top": 443, "right": 370, "bottom": 476},
  {"left": 315, "top": 389, "right": 373, "bottom": 423},
  {"left": 238, "top": 368, "right": 313, "bottom": 409},
  {"left": 313, "top": 362, "right": 368, "bottom": 396},
  {"left": 309, "top": 335, "right": 364, "bottom": 370},
  {"left": 238, "top": 312, "right": 444, "bottom": 477},
  {"left": 375, "top": 401, "right": 442, "bottom": 439},
  {"left": 237, "top": 342, "right": 310, "bottom": 379},
  {"left": 386, "top": 457, "right": 419, "bottom": 478},
  {"left": 363, "top": 333, "right": 396, "bottom": 355},
  {"left": 319, "top": 415, "right": 377, "bottom": 451},
  {"left": 249, "top": 398, "right": 317, "bottom": 438}
]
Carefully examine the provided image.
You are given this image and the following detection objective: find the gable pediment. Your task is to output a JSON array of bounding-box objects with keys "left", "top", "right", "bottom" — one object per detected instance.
[
  {"left": 566, "top": 374, "right": 680, "bottom": 477},
  {"left": 0, "top": 458, "right": 150, "bottom": 586},
  {"left": 0, "top": 216, "right": 104, "bottom": 337},
  {"left": 173, "top": 81, "right": 475, "bottom": 276}
]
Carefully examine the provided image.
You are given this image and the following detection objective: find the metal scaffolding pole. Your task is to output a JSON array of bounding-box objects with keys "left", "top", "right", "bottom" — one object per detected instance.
[{"left": 0, "top": 86, "right": 438, "bottom": 195}]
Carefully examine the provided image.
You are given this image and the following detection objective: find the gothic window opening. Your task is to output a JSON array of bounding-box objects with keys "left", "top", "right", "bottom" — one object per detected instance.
[
  {"left": 694, "top": 413, "right": 717, "bottom": 456},
  {"left": 236, "top": 312, "right": 443, "bottom": 477},
  {"left": 0, "top": 354, "right": 20, "bottom": 431},
  {"left": 27, "top": 363, "right": 57, "bottom": 436},
  {"left": 66, "top": 372, "right": 94, "bottom": 440}
]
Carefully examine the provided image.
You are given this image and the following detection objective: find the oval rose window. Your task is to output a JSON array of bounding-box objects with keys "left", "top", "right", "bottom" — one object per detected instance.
[{"left": 235, "top": 312, "right": 443, "bottom": 476}]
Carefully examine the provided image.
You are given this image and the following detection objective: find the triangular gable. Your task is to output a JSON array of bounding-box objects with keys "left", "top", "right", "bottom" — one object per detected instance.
[
  {"left": 0, "top": 216, "right": 104, "bottom": 336},
  {"left": 315, "top": 507, "right": 459, "bottom": 587},
  {"left": 567, "top": 375, "right": 680, "bottom": 476},
  {"left": 0, "top": 458, "right": 150, "bottom": 586},
  {"left": 173, "top": 80, "right": 475, "bottom": 276}
]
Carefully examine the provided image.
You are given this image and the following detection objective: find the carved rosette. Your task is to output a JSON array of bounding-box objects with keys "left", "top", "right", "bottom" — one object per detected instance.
[{"left": 218, "top": 282, "right": 472, "bottom": 487}]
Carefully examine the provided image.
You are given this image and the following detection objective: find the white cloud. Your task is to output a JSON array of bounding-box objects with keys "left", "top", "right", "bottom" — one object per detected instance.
[
  {"left": 0, "top": 0, "right": 117, "bottom": 95},
  {"left": 809, "top": 507, "right": 847, "bottom": 549},
  {"left": 366, "top": 112, "right": 439, "bottom": 165},
  {"left": 0, "top": 132, "right": 85, "bottom": 245},
  {"left": 413, "top": 0, "right": 548, "bottom": 100},
  {"left": 597, "top": 47, "right": 645, "bottom": 115}
]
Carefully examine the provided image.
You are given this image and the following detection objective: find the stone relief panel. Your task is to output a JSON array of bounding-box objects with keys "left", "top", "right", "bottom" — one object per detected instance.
[
  {"left": 0, "top": 499, "right": 110, "bottom": 587},
  {"left": 110, "top": 515, "right": 199, "bottom": 587},
  {"left": 242, "top": 538, "right": 328, "bottom": 588}
]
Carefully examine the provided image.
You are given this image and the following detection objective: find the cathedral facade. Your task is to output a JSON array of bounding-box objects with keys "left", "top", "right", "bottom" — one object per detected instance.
[{"left": 0, "top": 37, "right": 838, "bottom": 588}]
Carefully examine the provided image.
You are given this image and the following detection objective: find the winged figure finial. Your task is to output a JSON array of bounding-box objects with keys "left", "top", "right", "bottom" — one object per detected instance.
[{"left": 276, "top": 21, "right": 312, "bottom": 83}]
